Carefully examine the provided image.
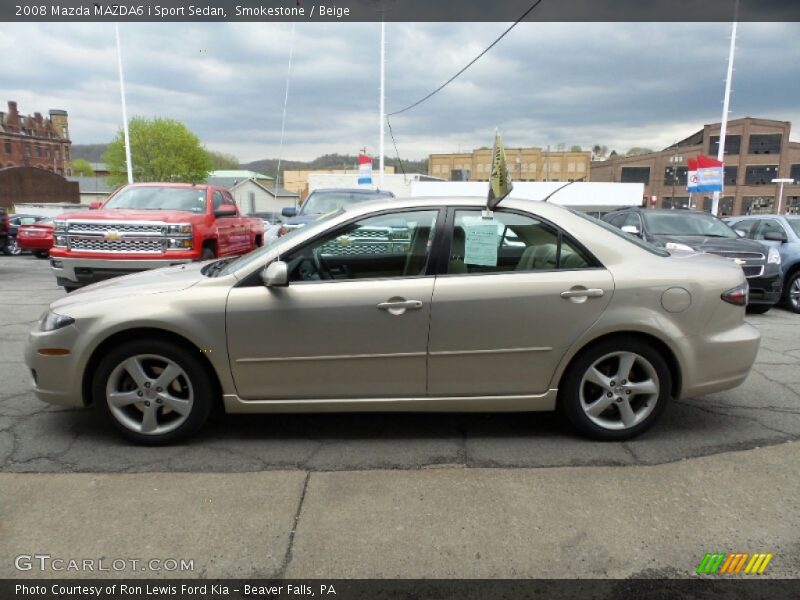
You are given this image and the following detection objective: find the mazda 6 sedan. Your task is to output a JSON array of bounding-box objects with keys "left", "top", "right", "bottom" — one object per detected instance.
[{"left": 25, "top": 196, "right": 760, "bottom": 444}]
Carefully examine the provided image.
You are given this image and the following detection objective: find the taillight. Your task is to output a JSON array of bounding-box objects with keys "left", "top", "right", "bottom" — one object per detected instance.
[{"left": 721, "top": 282, "right": 749, "bottom": 306}]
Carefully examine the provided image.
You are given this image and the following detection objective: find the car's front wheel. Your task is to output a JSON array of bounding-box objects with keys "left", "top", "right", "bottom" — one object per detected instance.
[
  {"left": 559, "top": 338, "right": 671, "bottom": 441},
  {"left": 785, "top": 271, "right": 800, "bottom": 314},
  {"left": 92, "top": 339, "right": 215, "bottom": 444}
]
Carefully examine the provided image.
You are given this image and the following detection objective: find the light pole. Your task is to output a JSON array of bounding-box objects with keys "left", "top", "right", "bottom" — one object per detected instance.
[{"left": 772, "top": 178, "right": 794, "bottom": 215}]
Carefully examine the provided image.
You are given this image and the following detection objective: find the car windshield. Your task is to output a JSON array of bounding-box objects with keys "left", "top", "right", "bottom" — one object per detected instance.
[
  {"left": 212, "top": 209, "right": 344, "bottom": 277},
  {"left": 571, "top": 210, "right": 669, "bottom": 256},
  {"left": 786, "top": 218, "right": 800, "bottom": 237},
  {"left": 104, "top": 186, "right": 208, "bottom": 213},
  {"left": 643, "top": 212, "right": 736, "bottom": 238},
  {"left": 299, "top": 191, "right": 392, "bottom": 216}
]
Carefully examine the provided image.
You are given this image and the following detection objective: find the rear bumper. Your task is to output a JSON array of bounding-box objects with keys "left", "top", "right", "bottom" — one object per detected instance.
[
  {"left": 18, "top": 238, "right": 52, "bottom": 251},
  {"left": 678, "top": 322, "right": 761, "bottom": 399},
  {"left": 51, "top": 256, "right": 194, "bottom": 287},
  {"left": 747, "top": 272, "right": 783, "bottom": 306}
]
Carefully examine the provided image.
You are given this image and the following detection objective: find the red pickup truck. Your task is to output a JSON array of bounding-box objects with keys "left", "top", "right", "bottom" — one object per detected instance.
[{"left": 49, "top": 182, "right": 264, "bottom": 291}]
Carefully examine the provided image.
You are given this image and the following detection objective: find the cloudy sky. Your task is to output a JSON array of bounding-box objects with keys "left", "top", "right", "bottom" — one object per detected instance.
[{"left": 2, "top": 21, "right": 799, "bottom": 162}]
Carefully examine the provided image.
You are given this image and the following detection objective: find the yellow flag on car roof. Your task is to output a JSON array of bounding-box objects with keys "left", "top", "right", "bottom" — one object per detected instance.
[{"left": 487, "top": 130, "right": 513, "bottom": 210}]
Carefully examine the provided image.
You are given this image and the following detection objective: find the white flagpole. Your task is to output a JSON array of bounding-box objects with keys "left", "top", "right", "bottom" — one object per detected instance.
[
  {"left": 713, "top": 7, "right": 738, "bottom": 216},
  {"left": 115, "top": 23, "right": 133, "bottom": 184},
  {"left": 379, "top": 19, "right": 386, "bottom": 189}
]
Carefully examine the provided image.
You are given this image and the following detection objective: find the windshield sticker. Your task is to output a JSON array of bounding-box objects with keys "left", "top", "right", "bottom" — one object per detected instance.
[{"left": 464, "top": 222, "right": 499, "bottom": 266}]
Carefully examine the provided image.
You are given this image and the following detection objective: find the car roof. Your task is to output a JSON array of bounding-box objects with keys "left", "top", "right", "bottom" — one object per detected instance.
[{"left": 310, "top": 188, "right": 395, "bottom": 196}]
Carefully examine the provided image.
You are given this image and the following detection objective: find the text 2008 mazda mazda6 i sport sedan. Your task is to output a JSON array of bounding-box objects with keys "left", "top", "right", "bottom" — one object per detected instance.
[{"left": 25, "top": 197, "right": 760, "bottom": 444}]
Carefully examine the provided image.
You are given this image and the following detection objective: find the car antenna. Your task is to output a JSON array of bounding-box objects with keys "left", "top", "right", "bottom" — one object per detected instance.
[{"left": 540, "top": 177, "right": 585, "bottom": 203}]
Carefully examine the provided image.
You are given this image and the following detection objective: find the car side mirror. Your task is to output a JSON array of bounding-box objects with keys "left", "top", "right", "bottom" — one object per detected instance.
[
  {"left": 735, "top": 229, "right": 746, "bottom": 238},
  {"left": 88, "top": 200, "right": 103, "bottom": 210},
  {"left": 763, "top": 230, "right": 788, "bottom": 243},
  {"left": 261, "top": 261, "right": 289, "bottom": 287},
  {"left": 214, "top": 204, "right": 238, "bottom": 218},
  {"left": 621, "top": 225, "right": 642, "bottom": 237},
  {"left": 281, "top": 206, "right": 297, "bottom": 218}
]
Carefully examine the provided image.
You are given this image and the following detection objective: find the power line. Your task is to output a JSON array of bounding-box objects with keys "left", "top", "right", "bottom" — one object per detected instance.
[
  {"left": 387, "top": 0, "right": 546, "bottom": 117},
  {"left": 386, "top": 118, "right": 407, "bottom": 178}
]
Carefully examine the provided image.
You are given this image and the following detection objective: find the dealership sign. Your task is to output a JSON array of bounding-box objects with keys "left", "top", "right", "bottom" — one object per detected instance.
[
  {"left": 358, "top": 153, "right": 373, "bottom": 185},
  {"left": 688, "top": 155, "right": 723, "bottom": 193}
]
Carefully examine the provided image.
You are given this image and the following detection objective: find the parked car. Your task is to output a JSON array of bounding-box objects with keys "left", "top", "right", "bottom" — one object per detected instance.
[
  {"left": 725, "top": 214, "right": 800, "bottom": 313},
  {"left": 279, "top": 188, "right": 395, "bottom": 236},
  {"left": 2, "top": 214, "right": 46, "bottom": 256},
  {"left": 26, "top": 196, "right": 760, "bottom": 445},
  {"left": 49, "top": 183, "right": 265, "bottom": 292},
  {"left": 17, "top": 218, "right": 54, "bottom": 258},
  {"left": 602, "top": 208, "right": 782, "bottom": 314}
]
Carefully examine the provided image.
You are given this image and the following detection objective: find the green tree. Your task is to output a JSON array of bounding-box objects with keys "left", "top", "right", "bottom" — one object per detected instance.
[
  {"left": 625, "top": 147, "right": 654, "bottom": 156},
  {"left": 569, "top": 145, "right": 583, "bottom": 152},
  {"left": 71, "top": 158, "right": 94, "bottom": 177},
  {"left": 103, "top": 116, "right": 213, "bottom": 186},
  {"left": 209, "top": 151, "right": 240, "bottom": 170}
]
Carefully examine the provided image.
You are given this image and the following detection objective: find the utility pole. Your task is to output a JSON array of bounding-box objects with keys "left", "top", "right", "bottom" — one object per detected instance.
[
  {"left": 712, "top": 2, "right": 738, "bottom": 216},
  {"left": 115, "top": 23, "right": 133, "bottom": 184},
  {"left": 378, "top": 18, "right": 386, "bottom": 188}
]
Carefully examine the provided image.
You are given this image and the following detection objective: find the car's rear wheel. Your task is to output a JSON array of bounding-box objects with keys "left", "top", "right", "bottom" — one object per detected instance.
[
  {"left": 3, "top": 236, "right": 21, "bottom": 256},
  {"left": 93, "top": 339, "right": 214, "bottom": 445},
  {"left": 785, "top": 272, "right": 800, "bottom": 314},
  {"left": 560, "top": 338, "right": 671, "bottom": 441}
]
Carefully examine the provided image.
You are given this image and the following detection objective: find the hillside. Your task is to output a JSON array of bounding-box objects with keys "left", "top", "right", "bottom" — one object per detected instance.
[{"left": 71, "top": 145, "right": 428, "bottom": 177}]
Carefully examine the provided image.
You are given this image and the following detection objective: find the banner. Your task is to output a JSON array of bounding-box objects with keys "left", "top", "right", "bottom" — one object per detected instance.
[
  {"left": 687, "top": 158, "right": 699, "bottom": 192},
  {"left": 357, "top": 153, "right": 373, "bottom": 185},
  {"left": 487, "top": 131, "right": 513, "bottom": 210},
  {"left": 695, "top": 154, "right": 723, "bottom": 193}
]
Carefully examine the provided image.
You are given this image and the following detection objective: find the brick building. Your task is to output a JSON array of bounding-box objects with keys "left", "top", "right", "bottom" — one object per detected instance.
[
  {"left": 590, "top": 117, "right": 800, "bottom": 216},
  {"left": 428, "top": 147, "right": 591, "bottom": 183},
  {"left": 0, "top": 101, "right": 72, "bottom": 175}
]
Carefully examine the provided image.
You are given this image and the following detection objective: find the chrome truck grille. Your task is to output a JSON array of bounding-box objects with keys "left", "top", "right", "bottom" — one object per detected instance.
[
  {"left": 704, "top": 250, "right": 765, "bottom": 278},
  {"left": 57, "top": 220, "right": 191, "bottom": 254}
]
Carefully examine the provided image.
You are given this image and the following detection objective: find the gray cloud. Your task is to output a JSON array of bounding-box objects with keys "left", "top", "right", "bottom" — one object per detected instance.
[{"left": 2, "top": 21, "right": 799, "bottom": 162}]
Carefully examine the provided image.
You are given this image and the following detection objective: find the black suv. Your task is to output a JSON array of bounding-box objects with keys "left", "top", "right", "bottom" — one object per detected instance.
[{"left": 603, "top": 208, "right": 782, "bottom": 313}]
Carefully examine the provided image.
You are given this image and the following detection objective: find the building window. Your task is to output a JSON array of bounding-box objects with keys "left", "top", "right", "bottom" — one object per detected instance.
[
  {"left": 35, "top": 144, "right": 42, "bottom": 158},
  {"left": 567, "top": 162, "right": 576, "bottom": 173},
  {"left": 577, "top": 162, "right": 585, "bottom": 173},
  {"left": 23, "top": 144, "right": 31, "bottom": 157},
  {"left": 3, "top": 139, "right": 9, "bottom": 154},
  {"left": 742, "top": 196, "right": 775, "bottom": 215},
  {"left": 748, "top": 134, "right": 782, "bottom": 155},
  {"left": 663, "top": 166, "right": 687, "bottom": 186},
  {"left": 662, "top": 196, "right": 690, "bottom": 209},
  {"left": 744, "top": 165, "right": 778, "bottom": 185},
  {"left": 620, "top": 166, "right": 650, "bottom": 184},
  {"left": 64, "top": 147, "right": 70, "bottom": 160},
  {"left": 786, "top": 196, "right": 800, "bottom": 214},
  {"left": 790, "top": 164, "right": 800, "bottom": 183},
  {"left": 55, "top": 149, "right": 60, "bottom": 160},
  {"left": 723, "top": 166, "right": 738, "bottom": 186},
  {"left": 702, "top": 197, "right": 713, "bottom": 212},
  {"left": 709, "top": 135, "right": 741, "bottom": 156}
]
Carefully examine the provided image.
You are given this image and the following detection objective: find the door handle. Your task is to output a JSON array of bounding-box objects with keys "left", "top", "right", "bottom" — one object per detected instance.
[
  {"left": 377, "top": 300, "right": 423, "bottom": 311},
  {"left": 560, "top": 288, "right": 604, "bottom": 299}
]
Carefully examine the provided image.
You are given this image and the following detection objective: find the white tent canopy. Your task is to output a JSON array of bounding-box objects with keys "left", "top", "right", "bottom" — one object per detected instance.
[{"left": 409, "top": 181, "right": 644, "bottom": 214}]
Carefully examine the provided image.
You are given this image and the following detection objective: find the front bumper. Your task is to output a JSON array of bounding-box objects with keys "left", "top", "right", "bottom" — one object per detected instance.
[
  {"left": 24, "top": 323, "right": 86, "bottom": 407},
  {"left": 747, "top": 271, "right": 783, "bottom": 306},
  {"left": 51, "top": 256, "right": 194, "bottom": 287}
]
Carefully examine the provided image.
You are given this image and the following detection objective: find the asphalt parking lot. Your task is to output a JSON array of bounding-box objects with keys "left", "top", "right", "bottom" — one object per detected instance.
[{"left": 2, "top": 253, "right": 800, "bottom": 473}]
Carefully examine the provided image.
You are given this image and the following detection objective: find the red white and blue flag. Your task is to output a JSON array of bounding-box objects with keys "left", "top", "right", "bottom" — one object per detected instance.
[
  {"left": 694, "top": 155, "right": 723, "bottom": 193},
  {"left": 358, "top": 153, "right": 373, "bottom": 185}
]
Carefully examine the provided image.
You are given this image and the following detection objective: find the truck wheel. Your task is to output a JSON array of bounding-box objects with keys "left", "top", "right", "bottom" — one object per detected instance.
[
  {"left": 201, "top": 247, "right": 216, "bottom": 261},
  {"left": 34, "top": 251, "right": 49, "bottom": 259},
  {"left": 3, "top": 236, "right": 21, "bottom": 256},
  {"left": 559, "top": 337, "right": 671, "bottom": 441},
  {"left": 93, "top": 339, "right": 214, "bottom": 445}
]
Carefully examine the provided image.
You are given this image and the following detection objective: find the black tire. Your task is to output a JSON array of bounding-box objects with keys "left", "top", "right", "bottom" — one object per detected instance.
[
  {"left": 201, "top": 246, "right": 216, "bottom": 261},
  {"left": 784, "top": 271, "right": 800, "bottom": 314},
  {"left": 3, "top": 236, "right": 21, "bottom": 256},
  {"left": 559, "top": 337, "right": 672, "bottom": 441},
  {"left": 92, "top": 339, "right": 215, "bottom": 445},
  {"left": 746, "top": 305, "right": 771, "bottom": 315},
  {"left": 34, "top": 251, "right": 49, "bottom": 259}
]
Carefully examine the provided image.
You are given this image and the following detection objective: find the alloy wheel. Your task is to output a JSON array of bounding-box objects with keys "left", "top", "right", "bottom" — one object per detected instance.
[
  {"left": 105, "top": 354, "right": 194, "bottom": 435},
  {"left": 790, "top": 277, "right": 800, "bottom": 313},
  {"left": 6, "top": 237, "right": 21, "bottom": 255},
  {"left": 579, "top": 351, "right": 660, "bottom": 431}
]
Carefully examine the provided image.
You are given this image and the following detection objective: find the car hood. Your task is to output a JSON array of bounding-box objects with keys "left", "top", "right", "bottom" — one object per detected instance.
[
  {"left": 54, "top": 209, "right": 203, "bottom": 223},
  {"left": 650, "top": 234, "right": 766, "bottom": 253},
  {"left": 49, "top": 262, "right": 205, "bottom": 312}
]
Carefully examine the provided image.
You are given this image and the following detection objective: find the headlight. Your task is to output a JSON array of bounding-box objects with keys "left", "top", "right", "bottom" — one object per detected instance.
[
  {"left": 53, "top": 220, "right": 66, "bottom": 232},
  {"left": 665, "top": 242, "right": 694, "bottom": 253},
  {"left": 54, "top": 235, "right": 67, "bottom": 247},
  {"left": 166, "top": 238, "right": 193, "bottom": 250},
  {"left": 39, "top": 311, "right": 75, "bottom": 332},
  {"left": 166, "top": 224, "right": 192, "bottom": 235},
  {"left": 767, "top": 247, "right": 781, "bottom": 265}
]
